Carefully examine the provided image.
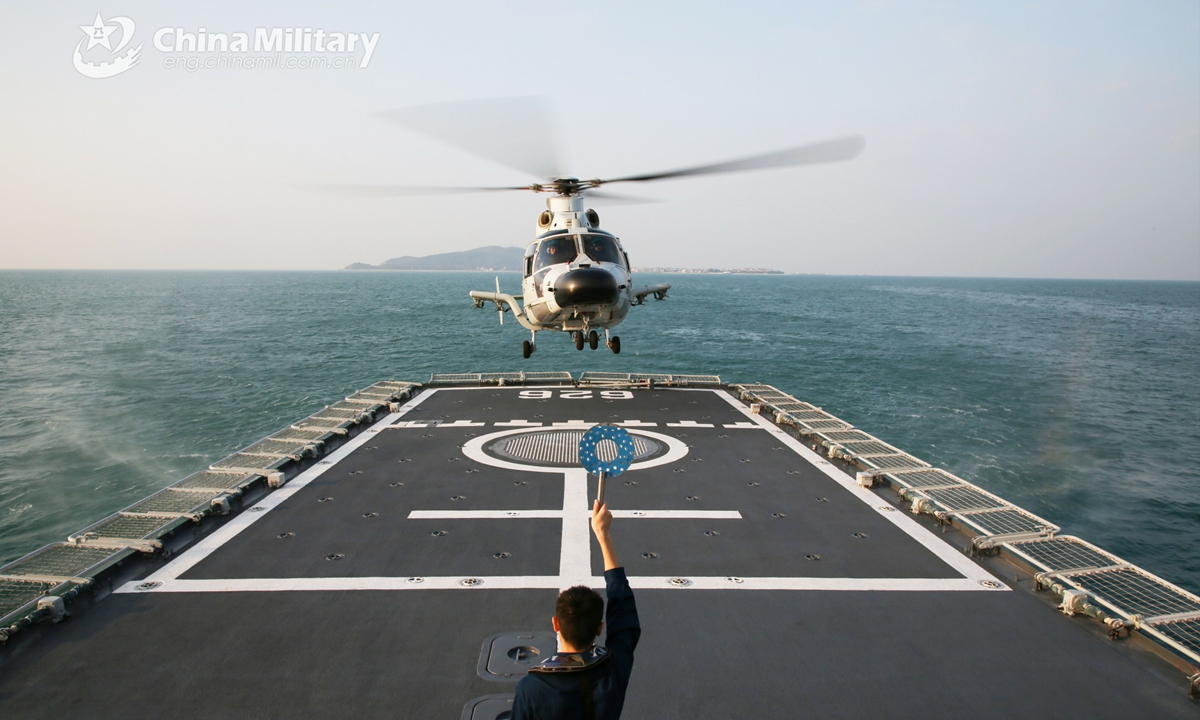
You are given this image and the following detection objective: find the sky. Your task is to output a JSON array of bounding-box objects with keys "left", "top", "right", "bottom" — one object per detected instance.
[{"left": 1, "top": 1, "right": 1197, "bottom": 279}]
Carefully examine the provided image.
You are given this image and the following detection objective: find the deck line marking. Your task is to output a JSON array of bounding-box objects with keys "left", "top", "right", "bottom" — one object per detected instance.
[
  {"left": 407, "top": 510, "right": 743, "bottom": 520},
  {"left": 409, "top": 510, "right": 563, "bottom": 519},
  {"left": 125, "top": 576, "right": 996, "bottom": 593},
  {"left": 611, "top": 510, "right": 741, "bottom": 519},
  {"left": 124, "top": 389, "right": 440, "bottom": 588},
  {"left": 559, "top": 469, "right": 592, "bottom": 586},
  {"left": 712, "top": 389, "right": 1007, "bottom": 589}
]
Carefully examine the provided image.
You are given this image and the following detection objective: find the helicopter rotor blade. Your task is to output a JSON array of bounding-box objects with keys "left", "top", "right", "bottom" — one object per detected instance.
[
  {"left": 597, "top": 135, "right": 865, "bottom": 185},
  {"left": 298, "top": 183, "right": 533, "bottom": 198},
  {"left": 378, "top": 97, "right": 563, "bottom": 180},
  {"left": 582, "top": 190, "right": 660, "bottom": 206}
]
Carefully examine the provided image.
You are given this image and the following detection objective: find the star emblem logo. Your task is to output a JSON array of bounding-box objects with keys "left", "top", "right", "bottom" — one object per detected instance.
[
  {"left": 79, "top": 13, "right": 118, "bottom": 51},
  {"left": 72, "top": 14, "right": 142, "bottom": 79}
]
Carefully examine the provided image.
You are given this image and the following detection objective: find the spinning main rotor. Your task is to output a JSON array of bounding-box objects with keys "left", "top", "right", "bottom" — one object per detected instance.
[{"left": 314, "top": 96, "right": 865, "bottom": 200}]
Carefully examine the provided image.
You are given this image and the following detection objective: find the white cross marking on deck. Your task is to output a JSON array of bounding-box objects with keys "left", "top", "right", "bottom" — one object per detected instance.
[{"left": 407, "top": 469, "right": 743, "bottom": 588}]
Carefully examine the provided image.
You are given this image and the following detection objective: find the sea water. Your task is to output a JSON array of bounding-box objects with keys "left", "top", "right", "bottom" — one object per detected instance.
[{"left": 1, "top": 271, "right": 1197, "bottom": 591}]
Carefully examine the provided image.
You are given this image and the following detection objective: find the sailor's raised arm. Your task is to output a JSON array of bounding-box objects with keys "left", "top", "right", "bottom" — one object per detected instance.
[{"left": 591, "top": 500, "right": 621, "bottom": 571}]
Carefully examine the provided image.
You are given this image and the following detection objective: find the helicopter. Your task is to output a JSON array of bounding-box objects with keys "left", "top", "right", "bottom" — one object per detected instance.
[{"left": 315, "top": 98, "right": 864, "bottom": 358}]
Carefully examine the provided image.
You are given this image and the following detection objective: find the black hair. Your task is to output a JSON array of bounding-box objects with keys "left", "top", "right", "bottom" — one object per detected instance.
[{"left": 555, "top": 585, "right": 604, "bottom": 649}]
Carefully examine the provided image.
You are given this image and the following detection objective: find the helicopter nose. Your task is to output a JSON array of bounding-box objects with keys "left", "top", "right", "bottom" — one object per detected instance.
[{"left": 554, "top": 268, "right": 619, "bottom": 307}]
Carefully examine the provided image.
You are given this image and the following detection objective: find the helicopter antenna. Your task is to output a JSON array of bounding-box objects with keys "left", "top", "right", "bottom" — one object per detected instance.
[{"left": 495, "top": 276, "right": 503, "bottom": 325}]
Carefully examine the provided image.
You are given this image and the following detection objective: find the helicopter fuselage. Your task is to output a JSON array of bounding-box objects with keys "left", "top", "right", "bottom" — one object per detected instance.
[{"left": 468, "top": 193, "right": 669, "bottom": 356}]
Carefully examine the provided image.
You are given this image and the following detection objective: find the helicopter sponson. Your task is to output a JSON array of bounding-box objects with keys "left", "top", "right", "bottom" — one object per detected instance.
[{"left": 469, "top": 192, "right": 669, "bottom": 358}]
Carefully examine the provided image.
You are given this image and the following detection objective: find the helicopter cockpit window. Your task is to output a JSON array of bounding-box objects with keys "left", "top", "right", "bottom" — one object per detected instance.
[
  {"left": 534, "top": 236, "right": 578, "bottom": 271},
  {"left": 581, "top": 234, "right": 624, "bottom": 266},
  {"left": 523, "top": 243, "right": 537, "bottom": 277}
]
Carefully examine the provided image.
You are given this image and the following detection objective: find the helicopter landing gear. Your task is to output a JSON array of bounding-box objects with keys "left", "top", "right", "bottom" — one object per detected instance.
[
  {"left": 522, "top": 340, "right": 533, "bottom": 359},
  {"left": 574, "top": 331, "right": 585, "bottom": 351},
  {"left": 607, "top": 332, "right": 621, "bottom": 354},
  {"left": 588, "top": 330, "right": 599, "bottom": 350}
]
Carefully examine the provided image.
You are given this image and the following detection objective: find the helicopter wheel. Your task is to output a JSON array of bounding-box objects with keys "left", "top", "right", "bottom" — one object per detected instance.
[
  {"left": 588, "top": 330, "right": 599, "bottom": 350},
  {"left": 522, "top": 340, "right": 533, "bottom": 359},
  {"left": 574, "top": 331, "right": 585, "bottom": 351},
  {"left": 610, "top": 336, "right": 621, "bottom": 354}
]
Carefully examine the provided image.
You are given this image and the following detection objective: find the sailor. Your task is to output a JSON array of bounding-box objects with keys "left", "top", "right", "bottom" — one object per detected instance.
[{"left": 511, "top": 500, "right": 641, "bottom": 720}]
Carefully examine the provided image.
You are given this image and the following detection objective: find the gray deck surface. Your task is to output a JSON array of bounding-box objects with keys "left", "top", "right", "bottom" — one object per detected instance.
[{"left": 0, "top": 387, "right": 1194, "bottom": 719}]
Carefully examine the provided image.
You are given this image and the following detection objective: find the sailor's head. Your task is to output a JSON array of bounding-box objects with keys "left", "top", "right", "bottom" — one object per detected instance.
[{"left": 553, "top": 585, "right": 604, "bottom": 652}]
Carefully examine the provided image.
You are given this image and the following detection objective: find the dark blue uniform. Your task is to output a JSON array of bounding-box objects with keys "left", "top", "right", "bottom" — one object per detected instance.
[{"left": 511, "top": 568, "right": 641, "bottom": 720}]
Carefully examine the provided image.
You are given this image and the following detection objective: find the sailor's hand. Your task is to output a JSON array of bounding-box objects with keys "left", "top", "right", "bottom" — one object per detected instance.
[{"left": 591, "top": 499, "right": 612, "bottom": 538}]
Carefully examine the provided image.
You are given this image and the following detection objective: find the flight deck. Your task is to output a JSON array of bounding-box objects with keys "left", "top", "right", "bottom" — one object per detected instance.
[{"left": 0, "top": 375, "right": 1196, "bottom": 719}]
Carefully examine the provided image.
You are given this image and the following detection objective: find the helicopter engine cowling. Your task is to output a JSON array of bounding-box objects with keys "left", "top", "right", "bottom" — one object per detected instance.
[{"left": 553, "top": 267, "right": 619, "bottom": 308}]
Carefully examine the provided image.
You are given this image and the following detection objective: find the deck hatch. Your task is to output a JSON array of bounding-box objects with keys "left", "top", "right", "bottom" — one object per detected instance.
[{"left": 478, "top": 631, "right": 559, "bottom": 680}]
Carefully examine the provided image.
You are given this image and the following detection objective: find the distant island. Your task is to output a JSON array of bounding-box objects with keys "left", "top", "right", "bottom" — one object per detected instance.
[
  {"left": 632, "top": 267, "right": 784, "bottom": 274},
  {"left": 344, "top": 246, "right": 783, "bottom": 274},
  {"left": 345, "top": 246, "right": 523, "bottom": 271}
]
